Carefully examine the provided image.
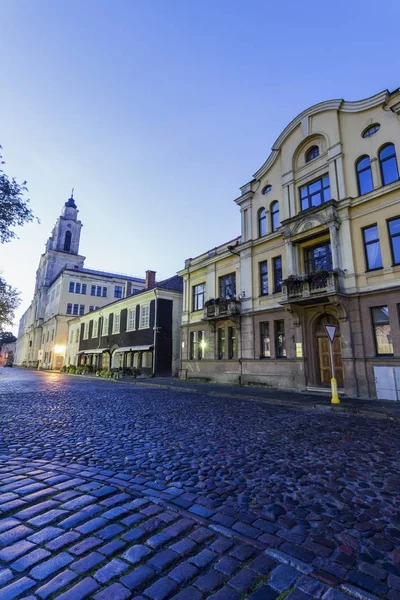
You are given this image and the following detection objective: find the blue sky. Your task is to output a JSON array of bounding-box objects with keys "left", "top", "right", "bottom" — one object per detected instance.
[{"left": 1, "top": 0, "right": 399, "bottom": 332}]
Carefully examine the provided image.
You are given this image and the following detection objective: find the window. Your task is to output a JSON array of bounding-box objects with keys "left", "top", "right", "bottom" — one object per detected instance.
[
  {"left": 273, "top": 257, "right": 282, "bottom": 293},
  {"left": 219, "top": 273, "right": 236, "bottom": 299},
  {"left": 192, "top": 283, "right": 206, "bottom": 311},
  {"left": 363, "top": 225, "right": 383, "bottom": 271},
  {"left": 73, "top": 304, "right": 79, "bottom": 315},
  {"left": 262, "top": 185, "right": 272, "bottom": 195},
  {"left": 79, "top": 304, "right": 85, "bottom": 316},
  {"left": 64, "top": 230, "right": 72, "bottom": 252},
  {"left": 189, "top": 331, "right": 204, "bottom": 360},
  {"left": 217, "top": 328, "right": 225, "bottom": 359},
  {"left": 306, "top": 145, "right": 319, "bottom": 162},
  {"left": 75, "top": 283, "right": 81, "bottom": 294},
  {"left": 356, "top": 156, "right": 374, "bottom": 195},
  {"left": 91, "top": 285, "right": 96, "bottom": 296},
  {"left": 362, "top": 123, "right": 380, "bottom": 138},
  {"left": 93, "top": 319, "right": 99, "bottom": 338},
  {"left": 259, "top": 261, "right": 268, "bottom": 296},
  {"left": 102, "top": 287, "right": 107, "bottom": 297},
  {"left": 258, "top": 208, "right": 266, "bottom": 237},
  {"left": 69, "top": 282, "right": 74, "bottom": 293},
  {"left": 388, "top": 217, "right": 400, "bottom": 265},
  {"left": 75, "top": 329, "right": 79, "bottom": 342},
  {"left": 140, "top": 305, "right": 150, "bottom": 328},
  {"left": 275, "top": 320, "right": 286, "bottom": 358},
  {"left": 66, "top": 303, "right": 72, "bottom": 315},
  {"left": 304, "top": 242, "right": 332, "bottom": 273},
  {"left": 127, "top": 308, "right": 136, "bottom": 331},
  {"left": 81, "top": 284, "right": 87, "bottom": 295},
  {"left": 46, "top": 331, "right": 49, "bottom": 342},
  {"left": 271, "top": 201, "right": 280, "bottom": 232},
  {"left": 83, "top": 322, "right": 89, "bottom": 340},
  {"left": 102, "top": 315, "right": 109, "bottom": 336},
  {"left": 96, "top": 286, "right": 102, "bottom": 297},
  {"left": 379, "top": 144, "right": 399, "bottom": 186},
  {"left": 371, "top": 306, "right": 393, "bottom": 355},
  {"left": 228, "top": 327, "right": 236, "bottom": 359},
  {"left": 112, "top": 312, "right": 121, "bottom": 334},
  {"left": 260, "top": 322, "right": 271, "bottom": 358},
  {"left": 114, "top": 286, "right": 123, "bottom": 298},
  {"left": 300, "top": 176, "right": 330, "bottom": 211},
  {"left": 89, "top": 305, "right": 94, "bottom": 312}
]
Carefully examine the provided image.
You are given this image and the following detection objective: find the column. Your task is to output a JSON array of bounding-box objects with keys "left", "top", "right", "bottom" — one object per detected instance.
[
  {"left": 329, "top": 223, "right": 340, "bottom": 270},
  {"left": 328, "top": 160, "right": 339, "bottom": 200}
]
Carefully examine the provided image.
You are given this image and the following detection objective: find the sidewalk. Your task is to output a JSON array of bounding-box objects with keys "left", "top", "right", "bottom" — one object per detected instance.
[{"left": 125, "top": 376, "right": 400, "bottom": 420}]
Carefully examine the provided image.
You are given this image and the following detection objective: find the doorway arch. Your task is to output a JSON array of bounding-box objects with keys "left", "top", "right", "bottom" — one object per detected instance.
[{"left": 315, "top": 314, "right": 344, "bottom": 386}]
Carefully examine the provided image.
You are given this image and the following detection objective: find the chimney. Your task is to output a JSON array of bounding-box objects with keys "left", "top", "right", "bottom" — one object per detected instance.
[
  {"left": 145, "top": 270, "right": 156, "bottom": 289},
  {"left": 126, "top": 281, "right": 132, "bottom": 296}
]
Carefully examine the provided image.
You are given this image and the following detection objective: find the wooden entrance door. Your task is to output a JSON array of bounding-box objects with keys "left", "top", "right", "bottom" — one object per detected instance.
[{"left": 317, "top": 336, "right": 344, "bottom": 385}]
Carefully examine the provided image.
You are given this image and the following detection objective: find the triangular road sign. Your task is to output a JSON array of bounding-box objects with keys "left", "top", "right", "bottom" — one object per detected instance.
[{"left": 324, "top": 325, "right": 337, "bottom": 343}]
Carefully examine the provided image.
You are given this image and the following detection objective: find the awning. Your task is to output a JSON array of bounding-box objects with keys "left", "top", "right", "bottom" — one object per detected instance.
[
  {"left": 88, "top": 348, "right": 110, "bottom": 355},
  {"left": 113, "top": 345, "right": 154, "bottom": 353},
  {"left": 76, "top": 350, "right": 85, "bottom": 355}
]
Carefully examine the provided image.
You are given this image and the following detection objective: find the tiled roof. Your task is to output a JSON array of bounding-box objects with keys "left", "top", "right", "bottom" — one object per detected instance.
[{"left": 156, "top": 275, "right": 183, "bottom": 292}]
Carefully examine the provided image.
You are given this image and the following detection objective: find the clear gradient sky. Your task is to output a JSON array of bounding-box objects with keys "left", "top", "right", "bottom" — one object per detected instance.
[{"left": 1, "top": 0, "right": 399, "bottom": 333}]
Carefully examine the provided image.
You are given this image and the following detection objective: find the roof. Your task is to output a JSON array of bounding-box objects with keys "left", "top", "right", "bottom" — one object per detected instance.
[
  {"left": 67, "top": 267, "right": 145, "bottom": 283},
  {"left": 154, "top": 275, "right": 183, "bottom": 293}
]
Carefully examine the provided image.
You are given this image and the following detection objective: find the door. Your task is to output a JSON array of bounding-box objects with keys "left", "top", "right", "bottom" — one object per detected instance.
[{"left": 318, "top": 335, "right": 344, "bottom": 386}]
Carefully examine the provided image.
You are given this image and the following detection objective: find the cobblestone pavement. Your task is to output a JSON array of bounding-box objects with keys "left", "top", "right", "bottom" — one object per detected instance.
[{"left": 0, "top": 369, "right": 399, "bottom": 600}]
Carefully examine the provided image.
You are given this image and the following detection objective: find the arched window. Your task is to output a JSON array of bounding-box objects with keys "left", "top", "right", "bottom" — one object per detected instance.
[
  {"left": 305, "top": 146, "right": 319, "bottom": 163},
  {"left": 258, "top": 208, "right": 266, "bottom": 237},
  {"left": 271, "top": 201, "right": 280, "bottom": 232},
  {"left": 356, "top": 155, "right": 374, "bottom": 195},
  {"left": 362, "top": 123, "right": 380, "bottom": 138},
  {"left": 64, "top": 230, "right": 72, "bottom": 252},
  {"left": 262, "top": 185, "right": 272, "bottom": 195},
  {"left": 379, "top": 144, "right": 399, "bottom": 185}
]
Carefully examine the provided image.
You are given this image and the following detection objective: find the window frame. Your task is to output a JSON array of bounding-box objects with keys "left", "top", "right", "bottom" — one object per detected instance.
[
  {"left": 81, "top": 284, "right": 87, "bottom": 295},
  {"left": 262, "top": 184, "right": 272, "bottom": 195},
  {"left": 356, "top": 155, "right": 374, "bottom": 196},
  {"left": 79, "top": 304, "right": 85, "bottom": 316},
  {"left": 102, "top": 287, "right": 107, "bottom": 297},
  {"left": 270, "top": 201, "right": 280, "bottom": 232},
  {"left": 217, "top": 327, "right": 226, "bottom": 360},
  {"left": 75, "top": 282, "right": 81, "bottom": 294},
  {"left": 114, "top": 285, "right": 123, "bottom": 299},
  {"left": 362, "top": 224, "right": 383, "bottom": 272},
  {"left": 387, "top": 216, "right": 400, "bottom": 266},
  {"left": 127, "top": 307, "right": 136, "bottom": 331},
  {"left": 102, "top": 315, "right": 109, "bottom": 336},
  {"left": 66, "top": 303, "right": 72, "bottom": 315},
  {"left": 93, "top": 319, "right": 99, "bottom": 338},
  {"left": 69, "top": 282, "right": 74, "bottom": 293},
  {"left": 305, "top": 145, "right": 319, "bottom": 163},
  {"left": 260, "top": 322, "right": 271, "bottom": 358},
  {"left": 83, "top": 322, "right": 89, "bottom": 340},
  {"left": 192, "top": 283, "right": 206, "bottom": 312},
  {"left": 112, "top": 312, "right": 121, "bottom": 334},
  {"left": 227, "top": 327, "right": 236, "bottom": 360},
  {"left": 304, "top": 242, "right": 332, "bottom": 274},
  {"left": 299, "top": 175, "right": 331, "bottom": 211},
  {"left": 371, "top": 306, "right": 393, "bottom": 356},
  {"left": 362, "top": 123, "right": 380, "bottom": 138},
  {"left": 73, "top": 304, "right": 79, "bottom": 315},
  {"left": 140, "top": 305, "right": 150, "bottom": 329},
  {"left": 275, "top": 320, "right": 286, "bottom": 358},
  {"left": 219, "top": 273, "right": 236, "bottom": 299},
  {"left": 258, "top": 208, "right": 267, "bottom": 237},
  {"left": 379, "top": 143, "right": 399, "bottom": 186},
  {"left": 273, "top": 256, "right": 282, "bottom": 294},
  {"left": 259, "top": 261, "right": 268, "bottom": 296}
]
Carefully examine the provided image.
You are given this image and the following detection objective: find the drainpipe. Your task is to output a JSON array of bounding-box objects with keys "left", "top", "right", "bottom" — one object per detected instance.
[{"left": 152, "top": 289, "right": 158, "bottom": 377}]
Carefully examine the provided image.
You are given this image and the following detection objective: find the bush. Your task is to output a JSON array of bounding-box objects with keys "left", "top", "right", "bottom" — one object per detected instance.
[
  {"left": 132, "top": 367, "right": 141, "bottom": 379},
  {"left": 60, "top": 365, "right": 67, "bottom": 373},
  {"left": 67, "top": 365, "right": 77, "bottom": 374}
]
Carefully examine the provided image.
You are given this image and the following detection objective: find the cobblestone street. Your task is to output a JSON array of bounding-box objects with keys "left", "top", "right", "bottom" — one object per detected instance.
[{"left": 0, "top": 369, "right": 399, "bottom": 600}]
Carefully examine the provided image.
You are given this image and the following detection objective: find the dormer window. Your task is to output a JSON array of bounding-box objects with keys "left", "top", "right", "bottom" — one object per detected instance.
[
  {"left": 262, "top": 185, "right": 272, "bottom": 195},
  {"left": 305, "top": 146, "right": 319, "bottom": 163},
  {"left": 362, "top": 124, "right": 380, "bottom": 138}
]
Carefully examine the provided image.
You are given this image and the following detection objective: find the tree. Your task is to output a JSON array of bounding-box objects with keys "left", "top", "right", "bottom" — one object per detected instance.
[
  {"left": 0, "top": 331, "right": 17, "bottom": 348},
  {"left": 0, "top": 145, "right": 35, "bottom": 243},
  {"left": 0, "top": 275, "right": 20, "bottom": 331}
]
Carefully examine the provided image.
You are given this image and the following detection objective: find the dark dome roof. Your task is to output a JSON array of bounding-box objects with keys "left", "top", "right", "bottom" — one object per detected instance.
[{"left": 65, "top": 196, "right": 77, "bottom": 209}]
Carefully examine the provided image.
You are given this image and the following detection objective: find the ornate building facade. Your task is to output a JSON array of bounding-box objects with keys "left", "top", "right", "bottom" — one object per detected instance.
[
  {"left": 15, "top": 195, "right": 145, "bottom": 369},
  {"left": 178, "top": 88, "right": 400, "bottom": 399}
]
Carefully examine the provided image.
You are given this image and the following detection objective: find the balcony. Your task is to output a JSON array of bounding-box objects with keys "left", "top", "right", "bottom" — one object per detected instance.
[
  {"left": 203, "top": 298, "right": 241, "bottom": 320},
  {"left": 281, "top": 270, "right": 340, "bottom": 304}
]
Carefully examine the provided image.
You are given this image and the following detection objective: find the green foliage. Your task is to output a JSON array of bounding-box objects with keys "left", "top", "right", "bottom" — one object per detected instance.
[
  {"left": 132, "top": 367, "right": 141, "bottom": 378},
  {"left": 0, "top": 275, "right": 20, "bottom": 331},
  {"left": 0, "top": 330, "right": 17, "bottom": 348},
  {"left": 60, "top": 365, "right": 67, "bottom": 372},
  {"left": 67, "top": 365, "right": 77, "bottom": 374}
]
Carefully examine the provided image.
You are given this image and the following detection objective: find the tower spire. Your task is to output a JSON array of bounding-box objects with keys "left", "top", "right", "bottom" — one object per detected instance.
[{"left": 65, "top": 188, "right": 77, "bottom": 209}]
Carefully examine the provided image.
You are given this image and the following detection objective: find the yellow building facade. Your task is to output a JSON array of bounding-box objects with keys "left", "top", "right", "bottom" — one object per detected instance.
[{"left": 178, "top": 88, "right": 400, "bottom": 399}]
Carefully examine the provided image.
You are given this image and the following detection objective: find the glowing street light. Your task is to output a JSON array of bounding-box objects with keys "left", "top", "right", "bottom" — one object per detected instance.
[{"left": 54, "top": 345, "right": 66, "bottom": 355}]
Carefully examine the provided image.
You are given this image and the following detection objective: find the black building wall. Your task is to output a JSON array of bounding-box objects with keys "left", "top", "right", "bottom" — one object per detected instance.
[{"left": 155, "top": 298, "right": 173, "bottom": 376}]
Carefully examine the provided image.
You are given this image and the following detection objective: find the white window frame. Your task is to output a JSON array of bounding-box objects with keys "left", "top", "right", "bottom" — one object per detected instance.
[
  {"left": 112, "top": 312, "right": 121, "bottom": 334},
  {"left": 102, "top": 315, "right": 109, "bottom": 336},
  {"left": 140, "top": 305, "right": 150, "bottom": 329},
  {"left": 127, "top": 307, "right": 136, "bottom": 331},
  {"left": 93, "top": 319, "right": 99, "bottom": 338},
  {"left": 83, "top": 322, "right": 89, "bottom": 340}
]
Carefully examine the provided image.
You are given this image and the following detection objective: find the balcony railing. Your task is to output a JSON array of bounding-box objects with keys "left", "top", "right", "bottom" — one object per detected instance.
[
  {"left": 203, "top": 298, "right": 241, "bottom": 319},
  {"left": 281, "top": 271, "right": 339, "bottom": 303}
]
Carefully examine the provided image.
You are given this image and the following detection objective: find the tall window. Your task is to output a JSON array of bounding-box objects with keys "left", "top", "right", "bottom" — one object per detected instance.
[
  {"left": 379, "top": 144, "right": 399, "bottom": 185},
  {"left": 304, "top": 242, "right": 332, "bottom": 273},
  {"left": 192, "top": 283, "right": 206, "bottom": 311},
  {"left": 305, "top": 146, "right": 319, "bottom": 162},
  {"left": 371, "top": 306, "right": 393, "bottom": 355},
  {"left": 300, "top": 176, "right": 330, "bottom": 211},
  {"left": 127, "top": 308, "right": 136, "bottom": 331},
  {"left": 73, "top": 304, "right": 79, "bottom": 315},
  {"left": 356, "top": 156, "right": 374, "bottom": 195},
  {"left": 271, "top": 201, "right": 280, "bottom": 232},
  {"left": 275, "top": 320, "right": 286, "bottom": 358},
  {"left": 388, "top": 217, "right": 400, "bottom": 265},
  {"left": 363, "top": 225, "right": 383, "bottom": 271},
  {"left": 93, "top": 319, "right": 99, "bottom": 338},
  {"left": 228, "top": 327, "right": 236, "bottom": 359},
  {"left": 197, "top": 330, "right": 204, "bottom": 359},
  {"left": 64, "top": 230, "right": 72, "bottom": 252},
  {"left": 96, "top": 286, "right": 102, "bottom": 297},
  {"left": 66, "top": 303, "right": 72, "bottom": 315},
  {"left": 102, "top": 315, "right": 109, "bottom": 336},
  {"left": 69, "top": 282, "right": 74, "bottom": 293},
  {"left": 75, "top": 283, "right": 81, "bottom": 294},
  {"left": 102, "top": 287, "right": 107, "bottom": 297},
  {"left": 114, "top": 286, "right": 123, "bottom": 298},
  {"left": 273, "top": 257, "right": 282, "bottom": 293},
  {"left": 112, "top": 312, "right": 120, "bottom": 334},
  {"left": 258, "top": 208, "right": 267, "bottom": 237},
  {"left": 218, "top": 328, "right": 225, "bottom": 359},
  {"left": 259, "top": 261, "right": 268, "bottom": 296},
  {"left": 89, "top": 305, "right": 94, "bottom": 312},
  {"left": 260, "top": 322, "right": 270, "bottom": 358},
  {"left": 81, "top": 284, "right": 87, "bottom": 295},
  {"left": 83, "top": 322, "right": 89, "bottom": 340},
  {"left": 219, "top": 273, "right": 236, "bottom": 299},
  {"left": 91, "top": 285, "right": 96, "bottom": 296},
  {"left": 140, "top": 305, "right": 150, "bottom": 328},
  {"left": 79, "top": 305, "right": 85, "bottom": 316}
]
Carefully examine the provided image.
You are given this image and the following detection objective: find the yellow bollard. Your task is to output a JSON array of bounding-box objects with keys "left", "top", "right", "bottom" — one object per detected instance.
[{"left": 331, "top": 377, "right": 340, "bottom": 404}]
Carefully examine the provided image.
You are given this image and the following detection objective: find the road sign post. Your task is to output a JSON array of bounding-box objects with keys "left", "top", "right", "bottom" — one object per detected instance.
[{"left": 324, "top": 324, "right": 340, "bottom": 404}]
